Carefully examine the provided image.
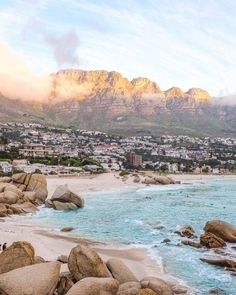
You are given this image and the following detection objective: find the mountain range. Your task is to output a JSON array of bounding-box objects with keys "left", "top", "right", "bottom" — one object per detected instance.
[{"left": 0, "top": 69, "right": 236, "bottom": 136}]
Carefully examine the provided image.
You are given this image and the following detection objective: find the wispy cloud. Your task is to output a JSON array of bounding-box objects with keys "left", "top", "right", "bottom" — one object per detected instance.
[{"left": 0, "top": 0, "right": 236, "bottom": 97}]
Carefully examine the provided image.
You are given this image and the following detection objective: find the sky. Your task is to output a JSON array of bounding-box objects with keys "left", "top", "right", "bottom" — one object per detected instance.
[{"left": 1, "top": 0, "right": 236, "bottom": 97}]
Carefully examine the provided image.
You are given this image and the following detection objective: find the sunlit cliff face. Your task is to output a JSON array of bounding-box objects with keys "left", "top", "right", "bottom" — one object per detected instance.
[{"left": 0, "top": 43, "right": 212, "bottom": 105}]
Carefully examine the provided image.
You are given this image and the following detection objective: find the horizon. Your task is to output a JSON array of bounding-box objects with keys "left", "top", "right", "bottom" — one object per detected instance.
[{"left": 1, "top": 0, "right": 236, "bottom": 99}]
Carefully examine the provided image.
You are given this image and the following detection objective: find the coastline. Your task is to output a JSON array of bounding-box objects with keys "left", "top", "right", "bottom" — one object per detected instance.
[{"left": 1, "top": 172, "right": 236, "bottom": 293}]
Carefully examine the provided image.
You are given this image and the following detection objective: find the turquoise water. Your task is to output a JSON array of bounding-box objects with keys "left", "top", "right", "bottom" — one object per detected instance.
[{"left": 27, "top": 179, "right": 236, "bottom": 294}]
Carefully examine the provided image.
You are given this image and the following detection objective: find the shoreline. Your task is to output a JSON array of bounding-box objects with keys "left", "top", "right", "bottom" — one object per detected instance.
[{"left": 1, "top": 173, "right": 236, "bottom": 293}]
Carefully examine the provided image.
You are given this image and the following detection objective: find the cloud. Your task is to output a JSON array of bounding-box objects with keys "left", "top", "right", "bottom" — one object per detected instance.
[
  {"left": 0, "top": 42, "right": 52, "bottom": 101},
  {"left": 44, "top": 30, "right": 80, "bottom": 67}
]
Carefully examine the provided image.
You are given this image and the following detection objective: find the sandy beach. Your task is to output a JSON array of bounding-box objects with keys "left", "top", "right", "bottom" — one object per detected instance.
[{"left": 1, "top": 172, "right": 236, "bottom": 293}]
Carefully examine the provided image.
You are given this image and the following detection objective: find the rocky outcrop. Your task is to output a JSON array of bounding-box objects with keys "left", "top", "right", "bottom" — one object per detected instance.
[
  {"left": 68, "top": 244, "right": 111, "bottom": 281},
  {"left": 106, "top": 258, "right": 138, "bottom": 284},
  {"left": 0, "top": 173, "right": 47, "bottom": 217},
  {"left": 0, "top": 261, "right": 61, "bottom": 295},
  {"left": 200, "top": 258, "right": 236, "bottom": 269},
  {"left": 143, "top": 176, "right": 175, "bottom": 185},
  {"left": 0, "top": 241, "right": 35, "bottom": 274},
  {"left": 12, "top": 173, "right": 48, "bottom": 204},
  {"left": 200, "top": 232, "right": 226, "bottom": 248},
  {"left": 204, "top": 220, "right": 236, "bottom": 242},
  {"left": 46, "top": 184, "right": 84, "bottom": 210},
  {"left": 66, "top": 277, "right": 119, "bottom": 295}
]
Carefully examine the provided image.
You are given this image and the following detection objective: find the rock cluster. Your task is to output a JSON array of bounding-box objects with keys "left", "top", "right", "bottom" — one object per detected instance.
[
  {"left": 178, "top": 220, "right": 236, "bottom": 278},
  {"left": 0, "top": 173, "right": 48, "bottom": 217},
  {"left": 0, "top": 242, "right": 187, "bottom": 295},
  {"left": 143, "top": 176, "right": 176, "bottom": 185}
]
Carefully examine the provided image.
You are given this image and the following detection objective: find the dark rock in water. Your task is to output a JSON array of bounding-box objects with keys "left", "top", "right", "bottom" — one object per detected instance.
[
  {"left": 153, "top": 225, "right": 165, "bottom": 230},
  {"left": 208, "top": 288, "right": 227, "bottom": 295},
  {"left": 204, "top": 220, "right": 236, "bottom": 242},
  {"left": 162, "top": 238, "right": 171, "bottom": 243},
  {"left": 175, "top": 225, "right": 195, "bottom": 238},
  {"left": 200, "top": 232, "right": 226, "bottom": 248},
  {"left": 61, "top": 227, "right": 74, "bottom": 232},
  {"left": 181, "top": 240, "right": 202, "bottom": 248},
  {"left": 200, "top": 258, "right": 236, "bottom": 268}
]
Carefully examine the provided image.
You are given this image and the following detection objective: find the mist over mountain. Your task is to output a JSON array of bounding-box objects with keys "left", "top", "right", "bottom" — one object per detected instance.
[{"left": 0, "top": 68, "right": 236, "bottom": 137}]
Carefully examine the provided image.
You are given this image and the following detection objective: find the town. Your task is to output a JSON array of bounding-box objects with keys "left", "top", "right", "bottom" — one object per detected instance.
[{"left": 0, "top": 122, "right": 235, "bottom": 176}]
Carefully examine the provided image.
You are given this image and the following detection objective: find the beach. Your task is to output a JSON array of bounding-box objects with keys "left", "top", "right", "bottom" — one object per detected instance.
[{"left": 1, "top": 172, "right": 236, "bottom": 294}]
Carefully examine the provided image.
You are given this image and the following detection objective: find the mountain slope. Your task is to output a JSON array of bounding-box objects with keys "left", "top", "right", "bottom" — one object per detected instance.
[{"left": 0, "top": 69, "right": 235, "bottom": 136}]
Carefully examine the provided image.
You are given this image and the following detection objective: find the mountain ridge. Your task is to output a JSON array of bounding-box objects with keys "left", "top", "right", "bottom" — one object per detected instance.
[{"left": 0, "top": 68, "right": 236, "bottom": 137}]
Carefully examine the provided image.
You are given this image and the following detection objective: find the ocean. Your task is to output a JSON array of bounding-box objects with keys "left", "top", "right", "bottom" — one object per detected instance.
[{"left": 26, "top": 178, "right": 236, "bottom": 294}]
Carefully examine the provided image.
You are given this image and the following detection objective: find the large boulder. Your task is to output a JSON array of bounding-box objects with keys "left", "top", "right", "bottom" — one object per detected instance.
[
  {"left": 138, "top": 289, "right": 158, "bottom": 295},
  {"left": 141, "top": 277, "right": 174, "bottom": 295},
  {"left": 68, "top": 245, "right": 111, "bottom": 281},
  {"left": 12, "top": 173, "right": 48, "bottom": 204},
  {"left": 0, "top": 261, "right": 61, "bottom": 295},
  {"left": 106, "top": 258, "right": 138, "bottom": 284},
  {"left": 66, "top": 277, "right": 119, "bottom": 295},
  {"left": 26, "top": 174, "right": 48, "bottom": 204},
  {"left": 0, "top": 241, "right": 35, "bottom": 274},
  {"left": 50, "top": 184, "right": 84, "bottom": 209},
  {"left": 204, "top": 220, "right": 236, "bottom": 242},
  {"left": 200, "top": 232, "right": 226, "bottom": 248}
]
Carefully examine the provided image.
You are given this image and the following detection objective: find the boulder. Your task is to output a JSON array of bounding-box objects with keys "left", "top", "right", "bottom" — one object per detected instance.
[
  {"left": 0, "top": 261, "right": 61, "bottom": 295},
  {"left": 0, "top": 177, "right": 11, "bottom": 183},
  {"left": 204, "top": 220, "right": 236, "bottom": 242},
  {"left": 200, "top": 232, "right": 226, "bottom": 248},
  {"left": 0, "top": 204, "right": 8, "bottom": 217},
  {"left": 53, "top": 200, "right": 78, "bottom": 211},
  {"left": 208, "top": 288, "right": 227, "bottom": 295},
  {"left": 200, "top": 258, "right": 236, "bottom": 268},
  {"left": 106, "top": 258, "right": 138, "bottom": 283},
  {"left": 51, "top": 184, "right": 84, "bottom": 208},
  {"left": 0, "top": 190, "right": 20, "bottom": 205},
  {"left": 68, "top": 245, "right": 111, "bottom": 281},
  {"left": 10, "top": 202, "right": 38, "bottom": 214},
  {"left": 34, "top": 256, "right": 46, "bottom": 264},
  {"left": 12, "top": 173, "right": 48, "bottom": 204},
  {"left": 23, "top": 191, "right": 37, "bottom": 203},
  {"left": 12, "top": 173, "right": 28, "bottom": 184},
  {"left": 56, "top": 272, "right": 74, "bottom": 295},
  {"left": 66, "top": 277, "right": 119, "bottom": 295},
  {"left": 155, "top": 176, "right": 175, "bottom": 185},
  {"left": 25, "top": 173, "right": 48, "bottom": 204},
  {"left": 181, "top": 240, "right": 202, "bottom": 248},
  {"left": 176, "top": 225, "right": 195, "bottom": 238},
  {"left": 117, "top": 281, "right": 141, "bottom": 295},
  {"left": 141, "top": 277, "right": 173, "bottom": 295},
  {"left": 61, "top": 227, "right": 74, "bottom": 232},
  {"left": 0, "top": 241, "right": 35, "bottom": 274}
]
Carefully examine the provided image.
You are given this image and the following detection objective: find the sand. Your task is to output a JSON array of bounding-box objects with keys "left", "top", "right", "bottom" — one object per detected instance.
[{"left": 1, "top": 172, "right": 235, "bottom": 292}]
